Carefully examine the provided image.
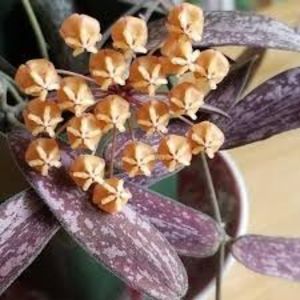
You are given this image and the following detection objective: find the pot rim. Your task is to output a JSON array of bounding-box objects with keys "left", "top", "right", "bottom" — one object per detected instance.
[{"left": 194, "top": 151, "right": 249, "bottom": 300}]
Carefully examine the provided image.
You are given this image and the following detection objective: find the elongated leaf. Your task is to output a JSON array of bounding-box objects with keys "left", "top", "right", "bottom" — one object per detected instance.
[
  {"left": 221, "top": 67, "right": 300, "bottom": 149},
  {"left": 125, "top": 182, "right": 222, "bottom": 257},
  {"left": 231, "top": 235, "right": 300, "bottom": 281},
  {"left": 0, "top": 190, "right": 59, "bottom": 295},
  {"left": 8, "top": 130, "right": 188, "bottom": 300},
  {"left": 148, "top": 12, "right": 300, "bottom": 52}
]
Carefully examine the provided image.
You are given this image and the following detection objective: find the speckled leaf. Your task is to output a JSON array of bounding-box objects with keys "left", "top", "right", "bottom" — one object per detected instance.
[
  {"left": 221, "top": 68, "right": 300, "bottom": 149},
  {"left": 148, "top": 12, "right": 300, "bottom": 51},
  {"left": 0, "top": 190, "right": 59, "bottom": 295},
  {"left": 126, "top": 182, "right": 222, "bottom": 257},
  {"left": 231, "top": 235, "right": 300, "bottom": 281},
  {"left": 8, "top": 130, "right": 188, "bottom": 300}
]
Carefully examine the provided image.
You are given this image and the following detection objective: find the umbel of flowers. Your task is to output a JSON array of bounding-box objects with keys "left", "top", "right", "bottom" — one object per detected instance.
[{"left": 14, "top": 3, "right": 228, "bottom": 214}]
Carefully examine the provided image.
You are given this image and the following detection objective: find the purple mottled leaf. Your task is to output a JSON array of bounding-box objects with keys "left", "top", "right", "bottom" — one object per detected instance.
[
  {"left": 231, "top": 235, "right": 300, "bottom": 281},
  {"left": 8, "top": 130, "right": 188, "bottom": 300},
  {"left": 148, "top": 12, "right": 300, "bottom": 51},
  {"left": 221, "top": 67, "right": 300, "bottom": 149},
  {"left": 0, "top": 190, "right": 59, "bottom": 295},
  {"left": 126, "top": 182, "right": 222, "bottom": 257}
]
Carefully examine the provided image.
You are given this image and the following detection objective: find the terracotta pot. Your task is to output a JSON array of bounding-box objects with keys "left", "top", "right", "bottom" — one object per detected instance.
[{"left": 0, "top": 152, "right": 248, "bottom": 300}]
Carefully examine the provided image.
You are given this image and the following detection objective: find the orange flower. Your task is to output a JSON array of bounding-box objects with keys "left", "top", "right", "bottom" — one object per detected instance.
[
  {"left": 23, "top": 99, "right": 63, "bottom": 137},
  {"left": 57, "top": 76, "right": 95, "bottom": 117},
  {"left": 136, "top": 99, "right": 170, "bottom": 135},
  {"left": 25, "top": 138, "right": 61, "bottom": 176},
  {"left": 194, "top": 49, "right": 230, "bottom": 89},
  {"left": 161, "top": 35, "right": 200, "bottom": 76},
  {"left": 169, "top": 82, "right": 204, "bottom": 120},
  {"left": 129, "top": 56, "right": 167, "bottom": 96},
  {"left": 67, "top": 113, "right": 102, "bottom": 151},
  {"left": 60, "top": 14, "right": 101, "bottom": 56},
  {"left": 111, "top": 16, "right": 148, "bottom": 54},
  {"left": 167, "top": 3, "right": 204, "bottom": 42},
  {"left": 92, "top": 177, "right": 131, "bottom": 214},
  {"left": 89, "top": 49, "right": 128, "bottom": 90},
  {"left": 94, "top": 95, "right": 130, "bottom": 132},
  {"left": 122, "top": 142, "right": 156, "bottom": 177},
  {"left": 15, "top": 59, "right": 60, "bottom": 100},
  {"left": 187, "top": 121, "right": 224, "bottom": 158},
  {"left": 157, "top": 134, "right": 192, "bottom": 172},
  {"left": 70, "top": 155, "right": 105, "bottom": 191}
]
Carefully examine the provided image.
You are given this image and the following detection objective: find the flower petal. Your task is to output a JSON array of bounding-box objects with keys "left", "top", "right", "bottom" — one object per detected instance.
[
  {"left": 8, "top": 130, "right": 188, "bottom": 300},
  {"left": 0, "top": 190, "right": 59, "bottom": 295},
  {"left": 148, "top": 12, "right": 300, "bottom": 52},
  {"left": 231, "top": 235, "right": 300, "bottom": 281},
  {"left": 220, "top": 68, "right": 300, "bottom": 149}
]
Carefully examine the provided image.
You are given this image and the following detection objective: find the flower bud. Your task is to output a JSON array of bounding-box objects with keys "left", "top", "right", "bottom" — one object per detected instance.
[
  {"left": 157, "top": 134, "right": 192, "bottom": 172},
  {"left": 67, "top": 113, "right": 102, "bottom": 151},
  {"left": 25, "top": 138, "right": 61, "bottom": 176},
  {"left": 15, "top": 59, "right": 60, "bottom": 100},
  {"left": 57, "top": 76, "right": 95, "bottom": 117},
  {"left": 187, "top": 121, "right": 224, "bottom": 158},
  {"left": 70, "top": 154, "right": 105, "bottom": 191},
  {"left": 23, "top": 98, "right": 63, "bottom": 137},
  {"left": 60, "top": 14, "right": 101, "bottom": 56},
  {"left": 92, "top": 178, "right": 131, "bottom": 214},
  {"left": 122, "top": 142, "right": 156, "bottom": 177}
]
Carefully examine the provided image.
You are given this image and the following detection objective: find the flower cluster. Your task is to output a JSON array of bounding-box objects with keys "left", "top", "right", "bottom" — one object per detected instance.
[{"left": 15, "top": 3, "right": 228, "bottom": 214}]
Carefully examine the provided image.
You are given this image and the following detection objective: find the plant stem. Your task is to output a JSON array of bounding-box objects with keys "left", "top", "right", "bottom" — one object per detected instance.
[
  {"left": 21, "top": 0, "right": 49, "bottom": 59},
  {"left": 56, "top": 69, "right": 96, "bottom": 83},
  {"left": 144, "top": 0, "right": 161, "bottom": 22},
  {"left": 109, "top": 126, "right": 117, "bottom": 177},
  {"left": 127, "top": 119, "right": 136, "bottom": 141},
  {"left": 200, "top": 152, "right": 224, "bottom": 300}
]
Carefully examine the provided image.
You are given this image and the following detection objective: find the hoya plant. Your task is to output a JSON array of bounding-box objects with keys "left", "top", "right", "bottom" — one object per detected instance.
[{"left": 1, "top": 0, "right": 300, "bottom": 299}]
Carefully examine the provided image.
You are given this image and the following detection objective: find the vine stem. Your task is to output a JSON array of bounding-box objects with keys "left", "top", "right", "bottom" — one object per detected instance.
[
  {"left": 21, "top": 0, "right": 49, "bottom": 59},
  {"left": 109, "top": 126, "right": 117, "bottom": 177},
  {"left": 56, "top": 69, "right": 96, "bottom": 83},
  {"left": 200, "top": 153, "right": 224, "bottom": 300}
]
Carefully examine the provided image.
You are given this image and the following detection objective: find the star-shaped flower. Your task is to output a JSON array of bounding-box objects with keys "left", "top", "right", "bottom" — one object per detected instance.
[
  {"left": 161, "top": 35, "right": 201, "bottom": 76},
  {"left": 194, "top": 49, "right": 230, "bottom": 90},
  {"left": 129, "top": 56, "right": 167, "bottom": 96},
  {"left": 92, "top": 177, "right": 132, "bottom": 214},
  {"left": 70, "top": 155, "right": 105, "bottom": 191},
  {"left": 122, "top": 142, "right": 156, "bottom": 177},
  {"left": 15, "top": 59, "right": 60, "bottom": 100},
  {"left": 157, "top": 134, "right": 192, "bottom": 172},
  {"left": 59, "top": 14, "right": 102, "bottom": 56},
  {"left": 57, "top": 76, "right": 95, "bottom": 117},
  {"left": 166, "top": 3, "right": 204, "bottom": 42},
  {"left": 94, "top": 95, "right": 131, "bottom": 132},
  {"left": 25, "top": 138, "right": 62, "bottom": 176},
  {"left": 187, "top": 121, "right": 225, "bottom": 158},
  {"left": 169, "top": 82, "right": 204, "bottom": 120},
  {"left": 23, "top": 99, "right": 63, "bottom": 137},
  {"left": 89, "top": 49, "right": 128, "bottom": 90},
  {"left": 137, "top": 99, "right": 170, "bottom": 135},
  {"left": 67, "top": 113, "right": 102, "bottom": 151},
  {"left": 111, "top": 16, "right": 148, "bottom": 54}
]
